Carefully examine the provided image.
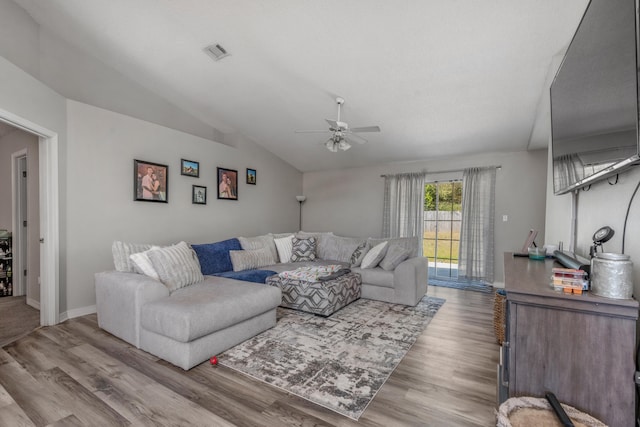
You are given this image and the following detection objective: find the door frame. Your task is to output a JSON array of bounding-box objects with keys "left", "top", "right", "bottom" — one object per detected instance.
[
  {"left": 1, "top": 108, "right": 59, "bottom": 326},
  {"left": 11, "top": 149, "right": 27, "bottom": 297}
]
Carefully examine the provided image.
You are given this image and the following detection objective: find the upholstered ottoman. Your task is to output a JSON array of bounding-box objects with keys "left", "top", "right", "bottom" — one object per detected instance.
[{"left": 266, "top": 271, "right": 362, "bottom": 316}]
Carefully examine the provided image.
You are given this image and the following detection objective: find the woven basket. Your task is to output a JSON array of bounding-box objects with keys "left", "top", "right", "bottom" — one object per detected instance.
[
  {"left": 496, "top": 396, "right": 607, "bottom": 427},
  {"left": 493, "top": 290, "right": 506, "bottom": 345}
]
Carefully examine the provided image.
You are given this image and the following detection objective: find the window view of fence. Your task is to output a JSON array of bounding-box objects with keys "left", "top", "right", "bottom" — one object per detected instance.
[{"left": 423, "top": 181, "right": 462, "bottom": 278}]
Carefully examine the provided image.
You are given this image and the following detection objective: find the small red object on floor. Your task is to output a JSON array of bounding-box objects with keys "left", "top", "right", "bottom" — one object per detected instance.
[{"left": 210, "top": 356, "right": 218, "bottom": 365}]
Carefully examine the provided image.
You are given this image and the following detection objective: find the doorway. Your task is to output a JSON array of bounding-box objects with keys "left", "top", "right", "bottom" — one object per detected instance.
[
  {"left": 423, "top": 180, "right": 463, "bottom": 279},
  {"left": 0, "top": 108, "right": 59, "bottom": 326}
]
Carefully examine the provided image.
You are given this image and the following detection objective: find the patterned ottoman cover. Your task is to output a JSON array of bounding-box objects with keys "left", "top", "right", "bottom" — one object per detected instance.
[{"left": 266, "top": 271, "right": 362, "bottom": 316}]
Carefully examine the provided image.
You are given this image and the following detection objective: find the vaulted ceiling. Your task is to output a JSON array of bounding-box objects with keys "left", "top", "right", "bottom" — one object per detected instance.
[{"left": 12, "top": 0, "right": 589, "bottom": 172}]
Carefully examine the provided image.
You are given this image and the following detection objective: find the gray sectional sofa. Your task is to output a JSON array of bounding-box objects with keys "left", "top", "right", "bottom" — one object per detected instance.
[{"left": 95, "top": 232, "right": 428, "bottom": 370}]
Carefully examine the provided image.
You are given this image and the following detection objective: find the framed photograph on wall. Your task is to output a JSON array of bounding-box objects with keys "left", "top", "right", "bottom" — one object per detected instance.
[
  {"left": 134, "top": 159, "right": 168, "bottom": 203},
  {"left": 217, "top": 167, "right": 238, "bottom": 200},
  {"left": 246, "top": 168, "right": 256, "bottom": 185},
  {"left": 192, "top": 185, "right": 207, "bottom": 205},
  {"left": 181, "top": 159, "right": 200, "bottom": 177}
]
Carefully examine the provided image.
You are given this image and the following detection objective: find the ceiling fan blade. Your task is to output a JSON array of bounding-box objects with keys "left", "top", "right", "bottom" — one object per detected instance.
[
  {"left": 325, "top": 119, "right": 340, "bottom": 130},
  {"left": 294, "top": 130, "right": 330, "bottom": 134},
  {"left": 345, "top": 133, "right": 368, "bottom": 144},
  {"left": 350, "top": 125, "right": 380, "bottom": 133}
]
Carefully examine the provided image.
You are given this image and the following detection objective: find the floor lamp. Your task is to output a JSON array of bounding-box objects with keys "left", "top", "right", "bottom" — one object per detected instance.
[{"left": 296, "top": 195, "right": 306, "bottom": 231}]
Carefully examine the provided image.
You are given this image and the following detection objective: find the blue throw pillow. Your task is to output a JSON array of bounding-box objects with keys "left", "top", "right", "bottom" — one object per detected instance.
[
  {"left": 214, "top": 269, "right": 278, "bottom": 284},
  {"left": 191, "top": 238, "right": 242, "bottom": 274}
]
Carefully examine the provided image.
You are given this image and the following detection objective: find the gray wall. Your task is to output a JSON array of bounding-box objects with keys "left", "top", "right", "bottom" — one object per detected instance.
[
  {"left": 0, "top": 0, "right": 304, "bottom": 317},
  {"left": 65, "top": 100, "right": 301, "bottom": 312},
  {"left": 545, "top": 148, "right": 640, "bottom": 300},
  {"left": 0, "top": 128, "right": 40, "bottom": 303},
  {"left": 302, "top": 149, "right": 548, "bottom": 284}
]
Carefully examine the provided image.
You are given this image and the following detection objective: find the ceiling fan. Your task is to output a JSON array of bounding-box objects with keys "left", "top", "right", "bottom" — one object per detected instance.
[{"left": 295, "top": 97, "right": 380, "bottom": 152}]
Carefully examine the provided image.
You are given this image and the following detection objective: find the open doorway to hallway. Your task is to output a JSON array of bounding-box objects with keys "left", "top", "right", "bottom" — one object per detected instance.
[{"left": 0, "top": 121, "right": 41, "bottom": 343}]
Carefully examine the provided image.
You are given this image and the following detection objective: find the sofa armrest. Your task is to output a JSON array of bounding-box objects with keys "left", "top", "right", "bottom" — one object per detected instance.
[
  {"left": 393, "top": 256, "right": 429, "bottom": 306},
  {"left": 95, "top": 271, "right": 169, "bottom": 348}
]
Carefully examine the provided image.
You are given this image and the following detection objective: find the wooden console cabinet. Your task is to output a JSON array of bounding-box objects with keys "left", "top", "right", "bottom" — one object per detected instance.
[{"left": 502, "top": 253, "right": 638, "bottom": 427}]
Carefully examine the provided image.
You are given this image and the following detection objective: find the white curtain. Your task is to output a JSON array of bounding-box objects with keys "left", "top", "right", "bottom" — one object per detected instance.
[
  {"left": 458, "top": 167, "right": 496, "bottom": 282},
  {"left": 382, "top": 172, "right": 426, "bottom": 254}
]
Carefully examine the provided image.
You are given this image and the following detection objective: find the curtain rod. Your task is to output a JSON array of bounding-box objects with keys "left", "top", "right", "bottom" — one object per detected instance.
[{"left": 380, "top": 165, "right": 501, "bottom": 178}]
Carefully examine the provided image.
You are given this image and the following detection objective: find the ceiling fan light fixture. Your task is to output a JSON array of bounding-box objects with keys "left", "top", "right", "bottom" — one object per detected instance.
[
  {"left": 338, "top": 140, "right": 351, "bottom": 151},
  {"left": 325, "top": 140, "right": 338, "bottom": 152}
]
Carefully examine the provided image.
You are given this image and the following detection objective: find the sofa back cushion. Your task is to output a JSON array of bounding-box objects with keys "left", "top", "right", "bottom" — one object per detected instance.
[
  {"left": 367, "top": 236, "right": 420, "bottom": 258},
  {"left": 191, "top": 238, "right": 242, "bottom": 275},
  {"left": 112, "top": 241, "right": 153, "bottom": 272},
  {"left": 238, "top": 234, "right": 279, "bottom": 263},
  {"left": 317, "top": 235, "right": 366, "bottom": 262}
]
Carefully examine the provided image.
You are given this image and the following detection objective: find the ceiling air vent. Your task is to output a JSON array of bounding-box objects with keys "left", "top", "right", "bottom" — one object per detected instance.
[{"left": 204, "top": 44, "right": 230, "bottom": 61}]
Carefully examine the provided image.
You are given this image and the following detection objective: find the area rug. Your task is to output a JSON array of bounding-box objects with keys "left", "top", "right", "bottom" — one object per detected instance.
[
  {"left": 429, "top": 277, "right": 493, "bottom": 293},
  {"left": 219, "top": 295, "right": 445, "bottom": 420}
]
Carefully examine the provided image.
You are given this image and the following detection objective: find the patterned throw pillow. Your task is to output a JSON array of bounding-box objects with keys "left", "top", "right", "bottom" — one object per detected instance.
[
  {"left": 274, "top": 235, "right": 295, "bottom": 263},
  {"left": 360, "top": 241, "right": 389, "bottom": 269},
  {"left": 290, "top": 237, "right": 317, "bottom": 262},
  {"left": 146, "top": 241, "right": 204, "bottom": 292},
  {"left": 229, "top": 248, "right": 276, "bottom": 272},
  {"left": 379, "top": 244, "right": 411, "bottom": 271},
  {"left": 350, "top": 242, "right": 369, "bottom": 267}
]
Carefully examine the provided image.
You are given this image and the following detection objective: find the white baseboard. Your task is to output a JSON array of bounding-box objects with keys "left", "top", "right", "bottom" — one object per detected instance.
[
  {"left": 60, "top": 305, "right": 96, "bottom": 322},
  {"left": 26, "top": 297, "right": 40, "bottom": 310}
]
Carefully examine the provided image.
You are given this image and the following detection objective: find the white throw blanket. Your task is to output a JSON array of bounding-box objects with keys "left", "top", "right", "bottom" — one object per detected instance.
[{"left": 278, "top": 265, "right": 345, "bottom": 282}]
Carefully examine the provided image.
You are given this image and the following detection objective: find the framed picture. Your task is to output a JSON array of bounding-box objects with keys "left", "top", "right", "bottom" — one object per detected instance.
[
  {"left": 134, "top": 159, "right": 168, "bottom": 203},
  {"left": 192, "top": 185, "right": 207, "bottom": 205},
  {"left": 246, "top": 168, "right": 257, "bottom": 185},
  {"left": 181, "top": 159, "right": 199, "bottom": 177},
  {"left": 217, "top": 167, "right": 238, "bottom": 200}
]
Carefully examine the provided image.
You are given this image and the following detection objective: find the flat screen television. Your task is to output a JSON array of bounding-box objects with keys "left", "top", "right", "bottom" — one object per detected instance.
[{"left": 550, "top": 0, "right": 640, "bottom": 195}]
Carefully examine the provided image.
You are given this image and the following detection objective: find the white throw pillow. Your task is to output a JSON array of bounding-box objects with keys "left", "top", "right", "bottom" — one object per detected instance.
[
  {"left": 274, "top": 235, "right": 295, "bottom": 263},
  {"left": 147, "top": 241, "right": 204, "bottom": 292},
  {"left": 129, "top": 246, "right": 161, "bottom": 280},
  {"left": 112, "top": 241, "right": 153, "bottom": 272},
  {"left": 360, "top": 241, "right": 388, "bottom": 269}
]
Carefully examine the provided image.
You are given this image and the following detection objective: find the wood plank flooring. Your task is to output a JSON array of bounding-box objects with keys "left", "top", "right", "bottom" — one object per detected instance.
[
  {"left": 0, "top": 296, "right": 40, "bottom": 347},
  {"left": 0, "top": 286, "right": 499, "bottom": 426}
]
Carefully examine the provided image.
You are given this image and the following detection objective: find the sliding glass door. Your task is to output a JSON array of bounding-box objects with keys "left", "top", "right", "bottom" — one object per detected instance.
[{"left": 423, "top": 181, "right": 462, "bottom": 278}]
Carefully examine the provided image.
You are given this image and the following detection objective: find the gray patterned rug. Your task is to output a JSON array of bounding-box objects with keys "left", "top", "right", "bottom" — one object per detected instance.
[{"left": 219, "top": 295, "right": 445, "bottom": 420}]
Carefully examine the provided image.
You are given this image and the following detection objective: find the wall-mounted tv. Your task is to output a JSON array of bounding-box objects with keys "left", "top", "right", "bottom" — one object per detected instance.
[{"left": 550, "top": 0, "right": 640, "bottom": 195}]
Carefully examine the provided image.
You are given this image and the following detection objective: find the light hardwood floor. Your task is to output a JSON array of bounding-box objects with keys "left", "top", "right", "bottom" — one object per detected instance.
[
  {"left": 0, "top": 296, "right": 40, "bottom": 347},
  {"left": 0, "top": 286, "right": 499, "bottom": 426}
]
